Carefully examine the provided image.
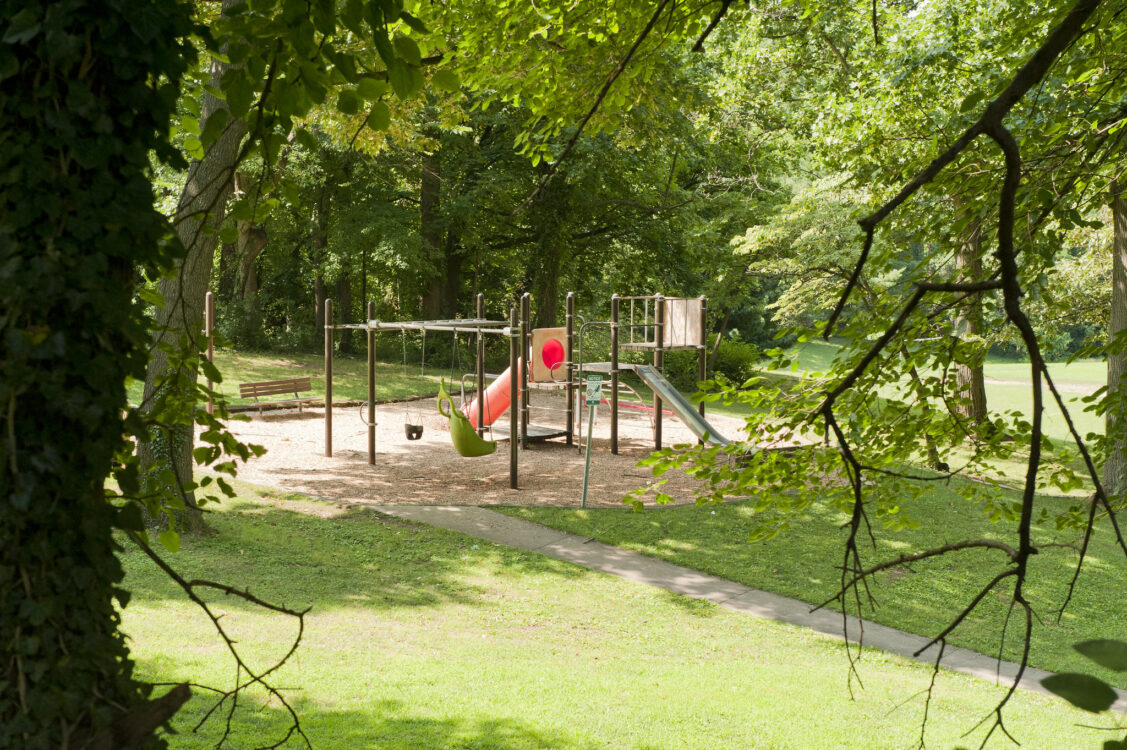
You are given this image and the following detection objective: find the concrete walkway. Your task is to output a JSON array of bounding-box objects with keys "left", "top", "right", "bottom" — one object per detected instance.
[{"left": 378, "top": 504, "right": 1127, "bottom": 711}]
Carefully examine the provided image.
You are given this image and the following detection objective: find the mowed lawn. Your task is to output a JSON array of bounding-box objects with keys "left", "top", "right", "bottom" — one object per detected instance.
[
  {"left": 125, "top": 348, "right": 452, "bottom": 407},
  {"left": 121, "top": 487, "right": 1102, "bottom": 749},
  {"left": 498, "top": 478, "right": 1127, "bottom": 691},
  {"left": 780, "top": 340, "right": 1104, "bottom": 442}
]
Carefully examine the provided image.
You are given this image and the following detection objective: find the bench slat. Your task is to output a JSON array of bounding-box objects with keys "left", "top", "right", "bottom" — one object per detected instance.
[{"left": 238, "top": 377, "right": 315, "bottom": 414}]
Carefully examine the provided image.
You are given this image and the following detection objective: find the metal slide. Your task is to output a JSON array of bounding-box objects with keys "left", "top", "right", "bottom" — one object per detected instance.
[{"left": 632, "top": 364, "right": 730, "bottom": 447}]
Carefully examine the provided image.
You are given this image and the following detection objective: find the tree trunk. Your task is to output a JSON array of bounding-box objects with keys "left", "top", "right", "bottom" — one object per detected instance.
[
  {"left": 314, "top": 274, "right": 327, "bottom": 345},
  {"left": 420, "top": 148, "right": 443, "bottom": 318},
  {"left": 139, "top": 3, "right": 246, "bottom": 533},
  {"left": 954, "top": 220, "right": 988, "bottom": 427},
  {"left": 1105, "top": 181, "right": 1127, "bottom": 499},
  {"left": 236, "top": 222, "right": 267, "bottom": 307},
  {"left": 441, "top": 230, "right": 464, "bottom": 318}
]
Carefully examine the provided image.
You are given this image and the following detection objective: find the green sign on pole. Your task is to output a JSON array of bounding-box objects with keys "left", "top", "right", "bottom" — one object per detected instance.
[
  {"left": 581, "top": 376, "right": 603, "bottom": 507},
  {"left": 585, "top": 375, "right": 603, "bottom": 405}
]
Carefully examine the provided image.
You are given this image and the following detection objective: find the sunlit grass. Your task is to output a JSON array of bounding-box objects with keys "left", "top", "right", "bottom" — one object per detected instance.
[
  {"left": 498, "top": 474, "right": 1127, "bottom": 691},
  {"left": 122, "top": 484, "right": 1106, "bottom": 749}
]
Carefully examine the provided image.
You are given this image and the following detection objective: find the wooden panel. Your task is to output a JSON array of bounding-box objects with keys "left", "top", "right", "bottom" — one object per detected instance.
[
  {"left": 663, "top": 298, "right": 703, "bottom": 347},
  {"left": 529, "top": 327, "right": 567, "bottom": 383}
]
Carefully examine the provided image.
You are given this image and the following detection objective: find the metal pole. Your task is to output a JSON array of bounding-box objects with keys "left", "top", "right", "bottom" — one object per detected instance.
[
  {"left": 581, "top": 402, "right": 597, "bottom": 508},
  {"left": 367, "top": 300, "right": 376, "bottom": 463},
  {"left": 476, "top": 293, "right": 485, "bottom": 436},
  {"left": 610, "top": 293, "right": 619, "bottom": 455},
  {"left": 324, "top": 298, "right": 333, "bottom": 457},
  {"left": 520, "top": 292, "right": 530, "bottom": 449},
  {"left": 654, "top": 293, "right": 664, "bottom": 450},
  {"left": 565, "top": 291, "right": 575, "bottom": 446},
  {"left": 698, "top": 295, "right": 708, "bottom": 441},
  {"left": 205, "top": 291, "right": 215, "bottom": 416},
  {"left": 509, "top": 305, "right": 519, "bottom": 489}
]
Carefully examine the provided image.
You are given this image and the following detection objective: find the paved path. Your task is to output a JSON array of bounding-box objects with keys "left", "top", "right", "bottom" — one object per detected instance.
[{"left": 378, "top": 504, "right": 1127, "bottom": 711}]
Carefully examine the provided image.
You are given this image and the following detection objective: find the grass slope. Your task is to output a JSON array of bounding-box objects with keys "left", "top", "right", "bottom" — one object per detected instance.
[
  {"left": 122, "top": 487, "right": 1100, "bottom": 749},
  {"left": 498, "top": 479, "right": 1127, "bottom": 691}
]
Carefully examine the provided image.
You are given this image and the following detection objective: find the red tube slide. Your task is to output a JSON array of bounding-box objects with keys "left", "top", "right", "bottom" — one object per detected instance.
[{"left": 465, "top": 359, "right": 522, "bottom": 428}]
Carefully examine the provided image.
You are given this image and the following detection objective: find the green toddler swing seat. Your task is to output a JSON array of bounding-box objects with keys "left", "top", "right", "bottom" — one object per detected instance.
[{"left": 437, "top": 380, "right": 497, "bottom": 457}]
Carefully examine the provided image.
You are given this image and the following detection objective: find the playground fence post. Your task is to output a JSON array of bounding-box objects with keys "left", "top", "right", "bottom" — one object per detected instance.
[
  {"left": 698, "top": 295, "right": 707, "bottom": 442},
  {"left": 205, "top": 291, "right": 214, "bottom": 416},
  {"left": 610, "top": 294, "right": 619, "bottom": 455},
  {"left": 324, "top": 298, "right": 333, "bottom": 457},
  {"left": 520, "top": 292, "right": 530, "bottom": 449},
  {"left": 367, "top": 300, "right": 376, "bottom": 463},
  {"left": 654, "top": 293, "right": 664, "bottom": 450},
  {"left": 476, "top": 293, "right": 485, "bottom": 436},
  {"left": 565, "top": 292, "right": 575, "bottom": 446},
  {"left": 509, "top": 305, "right": 519, "bottom": 489}
]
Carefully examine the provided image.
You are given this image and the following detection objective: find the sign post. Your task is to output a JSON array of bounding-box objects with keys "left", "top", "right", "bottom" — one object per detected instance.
[{"left": 581, "top": 375, "right": 602, "bottom": 508}]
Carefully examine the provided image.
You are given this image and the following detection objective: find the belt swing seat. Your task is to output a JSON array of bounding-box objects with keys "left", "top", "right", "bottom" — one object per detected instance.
[{"left": 437, "top": 379, "right": 496, "bottom": 457}]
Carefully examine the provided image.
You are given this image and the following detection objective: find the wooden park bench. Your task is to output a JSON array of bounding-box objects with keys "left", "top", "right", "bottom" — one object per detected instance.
[{"left": 239, "top": 376, "right": 316, "bottom": 415}]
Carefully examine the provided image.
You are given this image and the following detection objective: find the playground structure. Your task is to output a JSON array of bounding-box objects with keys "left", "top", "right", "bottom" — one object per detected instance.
[{"left": 321, "top": 291, "right": 731, "bottom": 490}]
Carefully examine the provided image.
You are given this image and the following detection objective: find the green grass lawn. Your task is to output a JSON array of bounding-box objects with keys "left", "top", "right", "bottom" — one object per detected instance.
[
  {"left": 126, "top": 348, "right": 453, "bottom": 407},
  {"left": 122, "top": 485, "right": 1105, "bottom": 749},
  {"left": 497, "top": 476, "right": 1127, "bottom": 692}
]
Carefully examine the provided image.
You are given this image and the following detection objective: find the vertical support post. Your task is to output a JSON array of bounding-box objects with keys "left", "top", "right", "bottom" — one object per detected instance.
[
  {"left": 698, "top": 295, "right": 708, "bottom": 442},
  {"left": 367, "top": 300, "right": 376, "bottom": 464},
  {"left": 324, "top": 298, "right": 333, "bottom": 457},
  {"left": 520, "top": 292, "right": 530, "bottom": 449},
  {"left": 509, "top": 306, "right": 519, "bottom": 489},
  {"left": 476, "top": 293, "right": 486, "bottom": 436},
  {"left": 610, "top": 294, "right": 619, "bottom": 455},
  {"left": 565, "top": 292, "right": 575, "bottom": 446},
  {"left": 654, "top": 293, "right": 664, "bottom": 450},
  {"left": 204, "top": 291, "right": 215, "bottom": 416}
]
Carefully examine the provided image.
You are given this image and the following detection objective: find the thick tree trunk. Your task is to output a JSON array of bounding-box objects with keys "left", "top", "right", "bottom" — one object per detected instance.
[
  {"left": 314, "top": 274, "right": 327, "bottom": 345},
  {"left": 139, "top": 7, "right": 246, "bottom": 532},
  {"left": 954, "top": 220, "right": 988, "bottom": 427},
  {"left": 236, "top": 222, "right": 267, "bottom": 307},
  {"left": 441, "top": 231, "right": 464, "bottom": 319},
  {"left": 1105, "top": 181, "right": 1127, "bottom": 499},
  {"left": 420, "top": 149, "right": 443, "bottom": 318}
]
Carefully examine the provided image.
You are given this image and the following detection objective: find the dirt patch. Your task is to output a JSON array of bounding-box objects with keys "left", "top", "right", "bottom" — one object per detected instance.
[{"left": 215, "top": 389, "right": 749, "bottom": 508}]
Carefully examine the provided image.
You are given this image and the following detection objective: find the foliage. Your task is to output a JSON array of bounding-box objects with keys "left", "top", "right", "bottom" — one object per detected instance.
[{"left": 0, "top": 1, "right": 195, "bottom": 746}]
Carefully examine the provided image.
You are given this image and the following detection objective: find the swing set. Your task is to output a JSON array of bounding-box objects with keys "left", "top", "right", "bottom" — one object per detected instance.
[
  {"left": 323, "top": 294, "right": 541, "bottom": 488},
  {"left": 321, "top": 290, "right": 719, "bottom": 493}
]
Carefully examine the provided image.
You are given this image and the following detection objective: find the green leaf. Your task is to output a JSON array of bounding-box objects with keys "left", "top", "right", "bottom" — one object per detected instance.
[
  {"left": 399, "top": 11, "right": 428, "bottom": 34},
  {"left": 1104, "top": 736, "right": 1127, "bottom": 750},
  {"left": 1075, "top": 640, "right": 1127, "bottom": 672},
  {"left": 431, "top": 69, "right": 460, "bottom": 93},
  {"left": 393, "top": 35, "right": 421, "bottom": 66},
  {"left": 366, "top": 101, "right": 391, "bottom": 131},
  {"left": 358, "top": 77, "right": 387, "bottom": 100},
  {"left": 294, "top": 127, "right": 319, "bottom": 152},
  {"left": 387, "top": 60, "right": 415, "bottom": 99},
  {"left": 3, "top": 8, "right": 41, "bottom": 44},
  {"left": 200, "top": 109, "right": 228, "bottom": 148},
  {"left": 158, "top": 529, "right": 181, "bottom": 553},
  {"left": 180, "top": 115, "right": 200, "bottom": 136},
  {"left": 1040, "top": 673, "right": 1118, "bottom": 713},
  {"left": 337, "top": 88, "right": 362, "bottom": 115},
  {"left": 138, "top": 286, "right": 164, "bottom": 308},
  {"left": 114, "top": 504, "right": 146, "bottom": 533}
]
